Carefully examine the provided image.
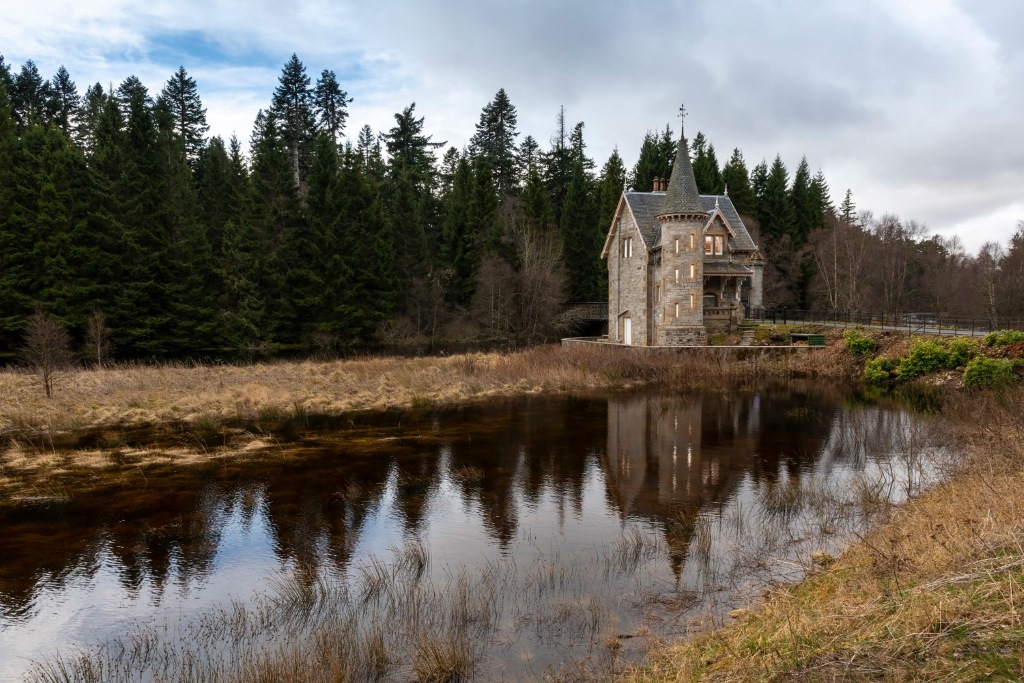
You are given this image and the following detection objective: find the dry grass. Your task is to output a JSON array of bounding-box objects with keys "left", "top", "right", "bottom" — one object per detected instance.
[
  {"left": 622, "top": 387, "right": 1024, "bottom": 682},
  {"left": 0, "top": 339, "right": 856, "bottom": 439}
]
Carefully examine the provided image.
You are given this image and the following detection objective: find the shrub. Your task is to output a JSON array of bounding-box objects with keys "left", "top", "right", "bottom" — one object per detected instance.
[
  {"left": 983, "top": 329, "right": 1024, "bottom": 347},
  {"left": 963, "top": 356, "right": 1018, "bottom": 389},
  {"left": 843, "top": 329, "right": 876, "bottom": 357},
  {"left": 945, "top": 338, "right": 978, "bottom": 368},
  {"left": 864, "top": 356, "right": 899, "bottom": 385},
  {"left": 898, "top": 340, "right": 950, "bottom": 379}
]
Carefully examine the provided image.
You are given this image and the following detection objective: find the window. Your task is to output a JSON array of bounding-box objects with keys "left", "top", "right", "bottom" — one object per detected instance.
[
  {"left": 705, "top": 234, "right": 725, "bottom": 255},
  {"left": 690, "top": 232, "right": 696, "bottom": 250},
  {"left": 674, "top": 268, "right": 680, "bottom": 283},
  {"left": 705, "top": 235, "right": 713, "bottom": 255},
  {"left": 674, "top": 238, "right": 680, "bottom": 254},
  {"left": 690, "top": 263, "right": 695, "bottom": 279},
  {"left": 622, "top": 236, "right": 633, "bottom": 258},
  {"left": 690, "top": 292, "right": 695, "bottom": 309},
  {"left": 674, "top": 303, "right": 680, "bottom": 318},
  {"left": 715, "top": 235, "right": 724, "bottom": 255}
]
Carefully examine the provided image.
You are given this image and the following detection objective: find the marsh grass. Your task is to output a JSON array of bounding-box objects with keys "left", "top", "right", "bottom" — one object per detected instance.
[{"left": 623, "top": 387, "right": 1024, "bottom": 682}]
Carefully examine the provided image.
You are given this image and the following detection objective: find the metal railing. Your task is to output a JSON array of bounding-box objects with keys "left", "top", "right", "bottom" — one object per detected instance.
[{"left": 745, "top": 309, "right": 1024, "bottom": 337}]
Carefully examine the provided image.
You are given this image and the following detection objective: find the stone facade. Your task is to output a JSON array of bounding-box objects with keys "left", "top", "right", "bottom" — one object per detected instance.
[{"left": 600, "top": 124, "right": 763, "bottom": 347}]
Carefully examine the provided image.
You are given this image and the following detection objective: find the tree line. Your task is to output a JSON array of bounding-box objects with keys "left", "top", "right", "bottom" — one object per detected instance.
[{"left": 1, "top": 52, "right": 1020, "bottom": 360}]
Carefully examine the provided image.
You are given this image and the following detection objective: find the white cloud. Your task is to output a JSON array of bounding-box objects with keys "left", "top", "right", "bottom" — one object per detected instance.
[{"left": 2, "top": 0, "right": 1021, "bottom": 251}]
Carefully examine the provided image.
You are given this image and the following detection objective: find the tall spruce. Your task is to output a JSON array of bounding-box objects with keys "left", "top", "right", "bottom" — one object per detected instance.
[
  {"left": 721, "top": 148, "right": 754, "bottom": 215},
  {"left": 440, "top": 156, "right": 476, "bottom": 306},
  {"left": 759, "top": 155, "right": 793, "bottom": 240},
  {"left": 313, "top": 69, "right": 351, "bottom": 145},
  {"left": 469, "top": 88, "right": 519, "bottom": 197},
  {"left": 840, "top": 188, "right": 856, "bottom": 224},
  {"left": 542, "top": 106, "right": 574, "bottom": 225},
  {"left": 12, "top": 60, "right": 51, "bottom": 127},
  {"left": 691, "top": 132, "right": 723, "bottom": 194},
  {"left": 159, "top": 66, "right": 209, "bottom": 169},
  {"left": 789, "top": 156, "right": 815, "bottom": 244},
  {"left": 559, "top": 157, "right": 600, "bottom": 301},
  {"left": 269, "top": 54, "right": 317, "bottom": 189},
  {"left": 48, "top": 66, "right": 80, "bottom": 137}
]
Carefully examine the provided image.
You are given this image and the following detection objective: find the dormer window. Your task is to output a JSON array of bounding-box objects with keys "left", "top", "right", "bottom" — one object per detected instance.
[{"left": 704, "top": 235, "right": 724, "bottom": 256}]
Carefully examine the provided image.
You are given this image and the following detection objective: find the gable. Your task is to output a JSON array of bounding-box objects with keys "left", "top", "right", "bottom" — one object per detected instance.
[{"left": 601, "top": 193, "right": 653, "bottom": 258}]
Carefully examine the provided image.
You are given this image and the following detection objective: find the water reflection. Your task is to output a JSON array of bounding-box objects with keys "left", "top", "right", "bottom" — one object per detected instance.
[{"left": 0, "top": 384, "right": 942, "bottom": 680}]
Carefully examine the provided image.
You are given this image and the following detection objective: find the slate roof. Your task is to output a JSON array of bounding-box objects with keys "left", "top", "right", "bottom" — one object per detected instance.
[
  {"left": 659, "top": 134, "right": 704, "bottom": 216},
  {"left": 622, "top": 192, "right": 757, "bottom": 253},
  {"left": 703, "top": 261, "right": 754, "bottom": 275}
]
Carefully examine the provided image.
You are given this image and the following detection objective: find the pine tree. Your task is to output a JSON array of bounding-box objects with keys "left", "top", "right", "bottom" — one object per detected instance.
[
  {"left": 542, "top": 106, "right": 574, "bottom": 225},
  {"left": 692, "top": 133, "right": 723, "bottom": 194},
  {"left": 48, "top": 66, "right": 80, "bottom": 137},
  {"left": 559, "top": 158, "right": 600, "bottom": 301},
  {"left": 521, "top": 162, "right": 554, "bottom": 235},
  {"left": 269, "top": 54, "right": 317, "bottom": 189},
  {"left": 313, "top": 69, "right": 351, "bottom": 145},
  {"left": 759, "top": 155, "right": 793, "bottom": 241},
  {"left": 469, "top": 88, "right": 519, "bottom": 197},
  {"left": 809, "top": 170, "right": 834, "bottom": 226},
  {"left": 789, "top": 156, "right": 815, "bottom": 244},
  {"left": 840, "top": 188, "right": 856, "bottom": 224},
  {"left": 0, "top": 54, "right": 12, "bottom": 93},
  {"left": 12, "top": 60, "right": 51, "bottom": 127},
  {"left": 517, "top": 134, "right": 540, "bottom": 182},
  {"left": 440, "top": 156, "right": 476, "bottom": 305},
  {"left": 750, "top": 160, "right": 769, "bottom": 221},
  {"left": 597, "top": 149, "right": 626, "bottom": 234},
  {"left": 721, "top": 148, "right": 754, "bottom": 216},
  {"left": 75, "top": 83, "right": 106, "bottom": 155},
  {"left": 631, "top": 124, "right": 674, "bottom": 191},
  {"left": 160, "top": 66, "right": 209, "bottom": 169}
]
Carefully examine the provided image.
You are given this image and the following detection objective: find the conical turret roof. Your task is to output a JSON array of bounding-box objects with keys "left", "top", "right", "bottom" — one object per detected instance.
[{"left": 658, "top": 129, "right": 705, "bottom": 217}]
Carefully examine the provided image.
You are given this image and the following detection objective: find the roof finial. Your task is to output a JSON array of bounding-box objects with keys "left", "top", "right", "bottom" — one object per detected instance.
[
  {"left": 724, "top": 183, "right": 729, "bottom": 197},
  {"left": 715, "top": 195, "right": 720, "bottom": 209}
]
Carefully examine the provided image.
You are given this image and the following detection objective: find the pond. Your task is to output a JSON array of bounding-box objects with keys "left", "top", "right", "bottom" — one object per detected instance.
[{"left": 0, "top": 383, "right": 951, "bottom": 681}]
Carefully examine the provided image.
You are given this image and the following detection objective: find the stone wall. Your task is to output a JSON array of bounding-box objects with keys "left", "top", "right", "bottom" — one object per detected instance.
[{"left": 607, "top": 210, "right": 649, "bottom": 345}]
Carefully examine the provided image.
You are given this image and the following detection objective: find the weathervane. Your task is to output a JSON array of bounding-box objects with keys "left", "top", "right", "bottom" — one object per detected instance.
[{"left": 678, "top": 103, "right": 687, "bottom": 134}]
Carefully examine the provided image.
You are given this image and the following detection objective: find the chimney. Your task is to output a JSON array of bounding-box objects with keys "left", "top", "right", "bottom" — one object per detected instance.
[
  {"left": 661, "top": 178, "right": 668, "bottom": 191},
  {"left": 652, "top": 177, "right": 660, "bottom": 192}
]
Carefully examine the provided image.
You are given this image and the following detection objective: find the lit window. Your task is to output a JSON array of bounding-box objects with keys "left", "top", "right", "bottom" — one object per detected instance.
[
  {"left": 690, "top": 292, "right": 695, "bottom": 309},
  {"left": 674, "top": 238, "right": 680, "bottom": 254},
  {"left": 675, "top": 303, "right": 680, "bottom": 318},
  {"left": 674, "top": 268, "right": 680, "bottom": 283},
  {"left": 690, "top": 232, "right": 696, "bottom": 250},
  {"left": 715, "top": 235, "right": 724, "bottom": 255},
  {"left": 705, "top": 235, "right": 713, "bottom": 255},
  {"left": 690, "top": 263, "right": 695, "bottom": 279}
]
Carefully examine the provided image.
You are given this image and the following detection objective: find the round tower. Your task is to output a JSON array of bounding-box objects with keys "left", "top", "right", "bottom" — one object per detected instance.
[{"left": 655, "top": 120, "right": 708, "bottom": 346}]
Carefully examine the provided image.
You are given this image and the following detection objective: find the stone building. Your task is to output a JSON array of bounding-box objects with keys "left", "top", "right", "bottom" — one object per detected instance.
[{"left": 601, "top": 123, "right": 763, "bottom": 346}]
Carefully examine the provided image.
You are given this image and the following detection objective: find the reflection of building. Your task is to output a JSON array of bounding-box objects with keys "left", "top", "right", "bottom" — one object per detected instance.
[{"left": 605, "top": 393, "right": 759, "bottom": 515}]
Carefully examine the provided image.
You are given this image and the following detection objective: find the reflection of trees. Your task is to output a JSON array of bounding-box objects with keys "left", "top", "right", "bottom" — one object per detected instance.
[{"left": 1, "top": 387, "right": 883, "bottom": 619}]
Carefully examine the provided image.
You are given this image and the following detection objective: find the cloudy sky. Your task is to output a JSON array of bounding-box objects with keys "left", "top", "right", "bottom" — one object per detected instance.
[{"left": 3, "top": 0, "right": 1022, "bottom": 252}]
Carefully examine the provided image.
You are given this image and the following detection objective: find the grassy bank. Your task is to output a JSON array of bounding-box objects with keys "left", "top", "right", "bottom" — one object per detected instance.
[
  {"left": 1, "top": 336, "right": 858, "bottom": 439},
  {"left": 623, "top": 387, "right": 1024, "bottom": 682}
]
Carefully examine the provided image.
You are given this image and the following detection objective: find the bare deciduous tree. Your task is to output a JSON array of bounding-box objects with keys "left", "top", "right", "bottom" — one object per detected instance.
[
  {"left": 85, "top": 309, "right": 112, "bottom": 368},
  {"left": 21, "top": 310, "right": 76, "bottom": 397}
]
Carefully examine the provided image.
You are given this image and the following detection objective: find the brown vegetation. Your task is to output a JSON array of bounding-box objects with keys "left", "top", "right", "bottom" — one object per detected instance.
[
  {"left": 622, "top": 387, "right": 1024, "bottom": 682},
  {"left": 0, "top": 338, "right": 855, "bottom": 440}
]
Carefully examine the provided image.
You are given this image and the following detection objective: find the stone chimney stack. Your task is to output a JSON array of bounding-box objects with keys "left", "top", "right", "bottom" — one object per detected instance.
[{"left": 652, "top": 177, "right": 660, "bottom": 192}]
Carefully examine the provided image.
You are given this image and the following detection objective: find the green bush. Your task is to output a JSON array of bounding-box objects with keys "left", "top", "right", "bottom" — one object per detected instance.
[
  {"left": 983, "top": 329, "right": 1024, "bottom": 347},
  {"left": 945, "top": 338, "right": 978, "bottom": 368},
  {"left": 864, "top": 356, "right": 900, "bottom": 385},
  {"left": 843, "top": 329, "right": 876, "bottom": 357},
  {"left": 963, "top": 356, "right": 1018, "bottom": 389},
  {"left": 898, "top": 340, "right": 950, "bottom": 379}
]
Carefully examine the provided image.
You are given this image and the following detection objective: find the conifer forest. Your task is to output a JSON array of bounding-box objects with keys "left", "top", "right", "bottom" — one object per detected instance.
[{"left": 1, "top": 53, "right": 1021, "bottom": 359}]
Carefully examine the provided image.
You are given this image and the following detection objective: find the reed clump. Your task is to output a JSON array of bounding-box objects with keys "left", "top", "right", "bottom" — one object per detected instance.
[{"left": 622, "top": 386, "right": 1024, "bottom": 682}]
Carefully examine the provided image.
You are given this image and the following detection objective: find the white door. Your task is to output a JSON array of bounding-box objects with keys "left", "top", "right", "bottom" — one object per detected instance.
[{"left": 623, "top": 317, "right": 632, "bottom": 345}]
